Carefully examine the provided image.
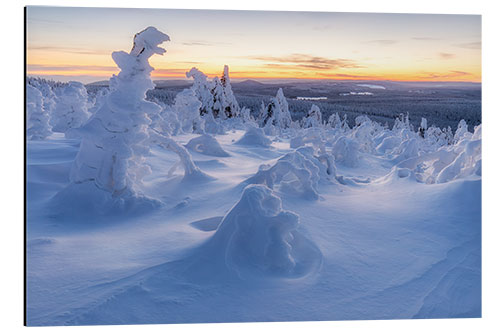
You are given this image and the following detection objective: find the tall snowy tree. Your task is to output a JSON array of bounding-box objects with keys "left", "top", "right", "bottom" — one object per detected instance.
[
  {"left": 186, "top": 67, "right": 213, "bottom": 116},
  {"left": 259, "top": 88, "right": 292, "bottom": 131},
  {"left": 220, "top": 65, "right": 240, "bottom": 118},
  {"left": 69, "top": 27, "right": 171, "bottom": 197}
]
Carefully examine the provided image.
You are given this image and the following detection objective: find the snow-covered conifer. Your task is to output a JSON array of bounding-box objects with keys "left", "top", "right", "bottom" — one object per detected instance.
[
  {"left": 173, "top": 89, "right": 204, "bottom": 134},
  {"left": 303, "top": 104, "right": 322, "bottom": 128},
  {"left": 26, "top": 84, "right": 52, "bottom": 140},
  {"left": 259, "top": 88, "right": 292, "bottom": 131},
  {"left": 220, "top": 65, "right": 240, "bottom": 118},
  {"left": 51, "top": 81, "right": 90, "bottom": 135},
  {"left": 327, "top": 112, "right": 342, "bottom": 129},
  {"left": 69, "top": 27, "right": 171, "bottom": 197}
]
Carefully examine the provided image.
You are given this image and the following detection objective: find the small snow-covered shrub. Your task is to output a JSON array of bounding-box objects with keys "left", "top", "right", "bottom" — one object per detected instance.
[
  {"left": 51, "top": 81, "right": 90, "bottom": 135},
  {"left": 185, "top": 134, "right": 230, "bottom": 157},
  {"left": 174, "top": 89, "right": 204, "bottom": 134},
  {"left": 235, "top": 126, "right": 271, "bottom": 147},
  {"left": 392, "top": 123, "right": 481, "bottom": 184},
  {"left": 245, "top": 147, "right": 335, "bottom": 200}
]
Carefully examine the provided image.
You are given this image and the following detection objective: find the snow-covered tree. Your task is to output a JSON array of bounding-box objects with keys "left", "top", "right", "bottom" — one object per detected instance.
[
  {"left": 186, "top": 65, "right": 240, "bottom": 119},
  {"left": 186, "top": 67, "right": 213, "bottom": 116},
  {"left": 220, "top": 65, "right": 240, "bottom": 118},
  {"left": 302, "top": 104, "right": 322, "bottom": 128},
  {"left": 70, "top": 27, "right": 171, "bottom": 197},
  {"left": 259, "top": 88, "right": 292, "bottom": 132},
  {"left": 27, "top": 77, "right": 57, "bottom": 118},
  {"left": 454, "top": 119, "right": 472, "bottom": 143},
  {"left": 418, "top": 117, "right": 428, "bottom": 138},
  {"left": 327, "top": 112, "right": 342, "bottom": 129},
  {"left": 26, "top": 84, "right": 52, "bottom": 140},
  {"left": 51, "top": 81, "right": 90, "bottom": 135},
  {"left": 173, "top": 89, "right": 204, "bottom": 134}
]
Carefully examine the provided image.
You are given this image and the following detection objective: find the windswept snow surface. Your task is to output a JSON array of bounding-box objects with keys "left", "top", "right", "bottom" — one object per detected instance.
[
  {"left": 25, "top": 26, "right": 480, "bottom": 327},
  {"left": 27, "top": 125, "right": 481, "bottom": 326}
]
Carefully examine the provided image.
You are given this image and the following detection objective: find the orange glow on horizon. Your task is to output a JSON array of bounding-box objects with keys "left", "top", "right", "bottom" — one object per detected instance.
[{"left": 27, "top": 65, "right": 482, "bottom": 83}]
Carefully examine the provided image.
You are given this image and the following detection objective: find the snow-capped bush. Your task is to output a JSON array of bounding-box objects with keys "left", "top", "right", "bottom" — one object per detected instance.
[
  {"left": 26, "top": 84, "right": 52, "bottom": 140},
  {"left": 235, "top": 126, "right": 271, "bottom": 147},
  {"left": 350, "top": 115, "right": 378, "bottom": 153},
  {"left": 51, "top": 81, "right": 90, "bottom": 135},
  {"left": 173, "top": 88, "right": 204, "bottom": 134},
  {"left": 186, "top": 134, "right": 230, "bottom": 157},
  {"left": 27, "top": 77, "right": 57, "bottom": 118},
  {"left": 393, "top": 123, "right": 481, "bottom": 184},
  {"left": 332, "top": 136, "right": 360, "bottom": 167},
  {"left": 244, "top": 147, "right": 336, "bottom": 200},
  {"left": 157, "top": 105, "right": 181, "bottom": 136},
  {"left": 435, "top": 124, "right": 481, "bottom": 183}
]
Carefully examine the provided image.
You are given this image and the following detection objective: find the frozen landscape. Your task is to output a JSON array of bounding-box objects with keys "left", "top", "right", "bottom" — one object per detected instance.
[{"left": 26, "top": 27, "right": 481, "bottom": 326}]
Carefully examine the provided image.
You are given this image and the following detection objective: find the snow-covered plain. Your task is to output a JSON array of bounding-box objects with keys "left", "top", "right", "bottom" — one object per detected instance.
[{"left": 26, "top": 27, "right": 481, "bottom": 326}]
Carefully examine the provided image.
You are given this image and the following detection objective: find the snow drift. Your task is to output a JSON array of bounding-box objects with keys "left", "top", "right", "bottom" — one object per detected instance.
[
  {"left": 200, "top": 184, "right": 322, "bottom": 278},
  {"left": 185, "top": 134, "right": 230, "bottom": 157}
]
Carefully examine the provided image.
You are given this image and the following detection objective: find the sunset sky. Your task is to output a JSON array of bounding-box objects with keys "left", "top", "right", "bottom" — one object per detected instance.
[{"left": 26, "top": 6, "right": 481, "bottom": 84}]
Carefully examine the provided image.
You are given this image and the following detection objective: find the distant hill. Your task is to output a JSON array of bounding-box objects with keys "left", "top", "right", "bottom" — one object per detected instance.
[{"left": 233, "top": 79, "right": 267, "bottom": 88}]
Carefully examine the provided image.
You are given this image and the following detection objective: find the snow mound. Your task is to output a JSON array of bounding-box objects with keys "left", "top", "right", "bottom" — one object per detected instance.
[
  {"left": 235, "top": 126, "right": 271, "bottom": 147},
  {"left": 333, "top": 136, "right": 360, "bottom": 167},
  {"left": 185, "top": 134, "right": 230, "bottom": 157},
  {"left": 205, "top": 184, "right": 322, "bottom": 278},
  {"left": 244, "top": 147, "right": 335, "bottom": 200},
  {"left": 49, "top": 181, "right": 161, "bottom": 219}
]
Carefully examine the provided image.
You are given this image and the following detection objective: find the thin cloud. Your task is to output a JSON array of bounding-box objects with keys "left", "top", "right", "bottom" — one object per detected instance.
[
  {"left": 181, "top": 40, "right": 231, "bottom": 47},
  {"left": 318, "top": 73, "right": 380, "bottom": 79},
  {"left": 28, "top": 64, "right": 117, "bottom": 72},
  {"left": 439, "top": 52, "right": 455, "bottom": 59},
  {"left": 365, "top": 39, "right": 398, "bottom": 45},
  {"left": 153, "top": 68, "right": 195, "bottom": 75},
  {"left": 419, "top": 70, "right": 472, "bottom": 79},
  {"left": 454, "top": 42, "right": 481, "bottom": 49},
  {"left": 412, "top": 37, "right": 441, "bottom": 41},
  {"left": 250, "top": 54, "right": 362, "bottom": 71},
  {"left": 28, "top": 45, "right": 110, "bottom": 55}
]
